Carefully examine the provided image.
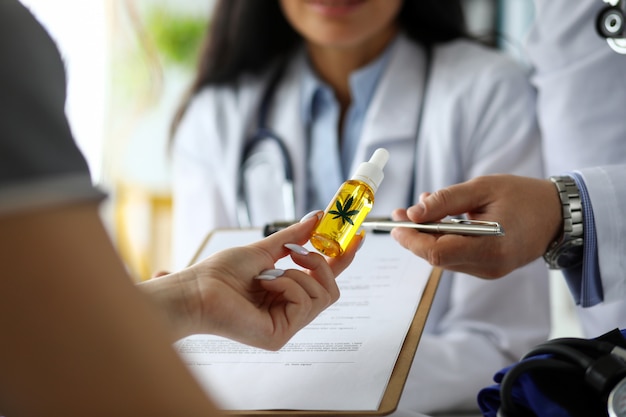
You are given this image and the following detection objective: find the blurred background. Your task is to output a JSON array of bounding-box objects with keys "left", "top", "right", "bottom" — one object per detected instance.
[
  {"left": 21, "top": 0, "right": 215, "bottom": 279},
  {"left": 24, "top": 0, "right": 579, "bottom": 338},
  {"left": 19, "top": 0, "right": 530, "bottom": 280}
]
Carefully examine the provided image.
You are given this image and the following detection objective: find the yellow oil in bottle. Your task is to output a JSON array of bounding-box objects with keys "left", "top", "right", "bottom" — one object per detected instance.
[{"left": 310, "top": 180, "right": 374, "bottom": 257}]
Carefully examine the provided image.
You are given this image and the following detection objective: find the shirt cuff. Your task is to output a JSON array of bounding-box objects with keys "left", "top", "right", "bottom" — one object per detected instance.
[
  {"left": 561, "top": 172, "right": 603, "bottom": 307},
  {"left": 0, "top": 173, "right": 105, "bottom": 216}
]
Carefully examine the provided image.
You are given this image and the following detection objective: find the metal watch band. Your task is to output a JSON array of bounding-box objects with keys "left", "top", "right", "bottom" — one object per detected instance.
[{"left": 543, "top": 175, "right": 584, "bottom": 269}]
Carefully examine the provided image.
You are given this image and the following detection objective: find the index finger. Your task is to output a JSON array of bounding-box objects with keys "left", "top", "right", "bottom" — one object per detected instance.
[
  {"left": 407, "top": 179, "right": 489, "bottom": 223},
  {"left": 253, "top": 211, "right": 361, "bottom": 277},
  {"left": 251, "top": 211, "right": 323, "bottom": 260}
]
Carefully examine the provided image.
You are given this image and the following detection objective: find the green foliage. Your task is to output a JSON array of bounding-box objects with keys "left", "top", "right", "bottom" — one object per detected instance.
[{"left": 145, "top": 7, "right": 208, "bottom": 69}]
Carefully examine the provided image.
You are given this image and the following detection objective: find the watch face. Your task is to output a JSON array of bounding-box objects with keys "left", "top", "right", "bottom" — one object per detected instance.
[
  {"left": 553, "top": 238, "right": 584, "bottom": 269},
  {"left": 555, "top": 245, "right": 584, "bottom": 269},
  {"left": 608, "top": 377, "right": 626, "bottom": 417}
]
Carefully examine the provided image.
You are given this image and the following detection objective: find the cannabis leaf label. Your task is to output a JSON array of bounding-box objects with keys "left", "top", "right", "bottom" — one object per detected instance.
[{"left": 329, "top": 196, "right": 360, "bottom": 225}]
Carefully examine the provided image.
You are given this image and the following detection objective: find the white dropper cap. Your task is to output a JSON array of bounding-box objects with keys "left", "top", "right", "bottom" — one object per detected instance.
[{"left": 351, "top": 148, "right": 390, "bottom": 193}]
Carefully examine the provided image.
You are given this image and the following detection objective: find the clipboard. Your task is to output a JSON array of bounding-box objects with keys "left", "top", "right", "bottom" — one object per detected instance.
[{"left": 187, "top": 229, "right": 442, "bottom": 417}]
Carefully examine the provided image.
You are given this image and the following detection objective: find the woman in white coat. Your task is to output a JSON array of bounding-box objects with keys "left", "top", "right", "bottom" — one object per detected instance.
[{"left": 170, "top": 0, "right": 550, "bottom": 414}]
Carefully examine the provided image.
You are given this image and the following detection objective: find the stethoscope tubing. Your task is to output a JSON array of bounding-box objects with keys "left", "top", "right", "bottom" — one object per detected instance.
[{"left": 236, "top": 45, "right": 432, "bottom": 227}]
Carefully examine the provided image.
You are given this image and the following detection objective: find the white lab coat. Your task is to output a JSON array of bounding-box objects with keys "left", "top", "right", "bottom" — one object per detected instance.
[
  {"left": 526, "top": 0, "right": 626, "bottom": 338},
  {"left": 579, "top": 165, "right": 626, "bottom": 303},
  {"left": 172, "top": 35, "right": 550, "bottom": 413}
]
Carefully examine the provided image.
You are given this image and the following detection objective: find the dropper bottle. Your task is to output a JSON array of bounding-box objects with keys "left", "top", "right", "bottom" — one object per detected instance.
[{"left": 310, "top": 148, "right": 390, "bottom": 257}]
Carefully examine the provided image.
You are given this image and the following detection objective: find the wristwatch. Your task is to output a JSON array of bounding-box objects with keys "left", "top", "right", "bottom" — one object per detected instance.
[{"left": 543, "top": 175, "right": 584, "bottom": 269}]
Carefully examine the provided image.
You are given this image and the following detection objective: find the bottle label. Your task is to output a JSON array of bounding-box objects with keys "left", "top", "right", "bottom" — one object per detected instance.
[{"left": 328, "top": 195, "right": 361, "bottom": 226}]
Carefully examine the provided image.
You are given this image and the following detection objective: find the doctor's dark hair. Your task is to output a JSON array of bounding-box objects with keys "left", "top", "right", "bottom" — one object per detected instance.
[
  {"left": 201, "top": 0, "right": 467, "bottom": 84},
  {"left": 170, "top": 0, "right": 470, "bottom": 137}
]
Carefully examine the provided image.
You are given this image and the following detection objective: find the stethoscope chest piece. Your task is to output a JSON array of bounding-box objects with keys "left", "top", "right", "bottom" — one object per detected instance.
[{"left": 597, "top": 0, "right": 626, "bottom": 54}]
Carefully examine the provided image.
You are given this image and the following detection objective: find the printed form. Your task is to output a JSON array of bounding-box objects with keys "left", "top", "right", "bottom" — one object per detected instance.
[{"left": 176, "top": 229, "right": 432, "bottom": 411}]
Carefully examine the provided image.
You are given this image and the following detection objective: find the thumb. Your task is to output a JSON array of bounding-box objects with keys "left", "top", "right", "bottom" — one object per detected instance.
[
  {"left": 407, "top": 181, "right": 480, "bottom": 223},
  {"left": 253, "top": 210, "right": 323, "bottom": 261}
]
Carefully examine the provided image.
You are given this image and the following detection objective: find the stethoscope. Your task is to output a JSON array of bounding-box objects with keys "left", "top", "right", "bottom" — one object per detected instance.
[
  {"left": 235, "top": 63, "right": 295, "bottom": 227},
  {"left": 236, "top": 45, "right": 433, "bottom": 228},
  {"left": 597, "top": 0, "right": 626, "bottom": 54},
  {"left": 496, "top": 334, "right": 626, "bottom": 417}
]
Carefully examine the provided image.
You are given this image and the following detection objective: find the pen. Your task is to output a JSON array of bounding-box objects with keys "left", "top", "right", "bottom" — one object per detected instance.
[
  {"left": 362, "top": 219, "right": 505, "bottom": 236},
  {"left": 263, "top": 218, "right": 504, "bottom": 237}
]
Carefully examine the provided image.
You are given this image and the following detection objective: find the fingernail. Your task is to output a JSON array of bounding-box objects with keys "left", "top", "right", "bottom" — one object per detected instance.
[
  {"left": 254, "top": 269, "right": 285, "bottom": 281},
  {"left": 357, "top": 231, "right": 366, "bottom": 251},
  {"left": 300, "top": 210, "right": 323, "bottom": 223},
  {"left": 284, "top": 243, "right": 310, "bottom": 255}
]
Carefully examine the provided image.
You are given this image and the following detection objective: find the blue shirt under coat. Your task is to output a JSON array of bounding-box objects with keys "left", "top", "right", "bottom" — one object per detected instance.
[
  {"left": 300, "top": 37, "right": 397, "bottom": 212},
  {"left": 564, "top": 171, "right": 603, "bottom": 307}
]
